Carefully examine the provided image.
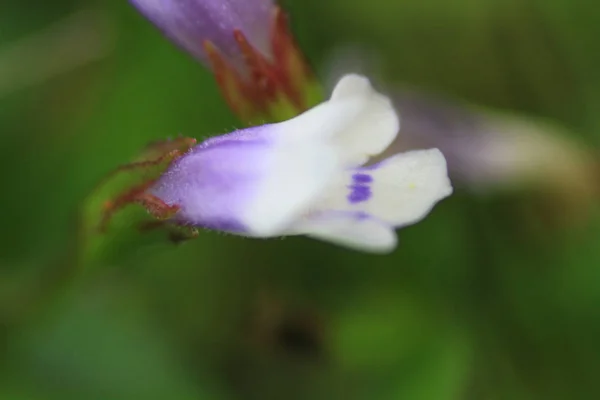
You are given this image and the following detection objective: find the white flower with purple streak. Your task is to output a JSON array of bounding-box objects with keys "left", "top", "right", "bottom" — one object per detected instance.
[{"left": 149, "top": 74, "right": 453, "bottom": 253}]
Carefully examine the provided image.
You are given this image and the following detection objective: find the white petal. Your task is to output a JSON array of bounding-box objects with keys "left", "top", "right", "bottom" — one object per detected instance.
[
  {"left": 291, "top": 211, "right": 397, "bottom": 253},
  {"left": 329, "top": 74, "right": 399, "bottom": 164},
  {"left": 273, "top": 74, "right": 399, "bottom": 166},
  {"left": 310, "top": 149, "right": 453, "bottom": 228},
  {"left": 241, "top": 140, "right": 340, "bottom": 237},
  {"left": 241, "top": 75, "right": 398, "bottom": 236}
]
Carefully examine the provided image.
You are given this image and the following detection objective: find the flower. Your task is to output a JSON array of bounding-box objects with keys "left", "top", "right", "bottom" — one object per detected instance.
[
  {"left": 385, "top": 89, "right": 597, "bottom": 193},
  {"left": 130, "top": 0, "right": 319, "bottom": 122},
  {"left": 143, "top": 75, "right": 452, "bottom": 253}
]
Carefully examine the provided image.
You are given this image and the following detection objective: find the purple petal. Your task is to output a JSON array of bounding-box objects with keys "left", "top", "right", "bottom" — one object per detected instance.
[
  {"left": 149, "top": 136, "right": 271, "bottom": 233},
  {"left": 130, "top": 0, "right": 274, "bottom": 68}
]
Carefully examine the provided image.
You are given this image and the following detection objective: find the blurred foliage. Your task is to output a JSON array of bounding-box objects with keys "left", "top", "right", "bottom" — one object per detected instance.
[{"left": 1, "top": 0, "right": 600, "bottom": 399}]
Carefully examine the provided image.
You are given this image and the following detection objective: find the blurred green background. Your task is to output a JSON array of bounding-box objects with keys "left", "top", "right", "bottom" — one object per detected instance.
[{"left": 1, "top": 0, "right": 600, "bottom": 399}]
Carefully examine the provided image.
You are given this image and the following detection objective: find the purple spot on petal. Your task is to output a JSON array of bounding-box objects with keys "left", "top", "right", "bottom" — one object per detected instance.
[
  {"left": 352, "top": 173, "right": 373, "bottom": 184},
  {"left": 348, "top": 184, "right": 372, "bottom": 203}
]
